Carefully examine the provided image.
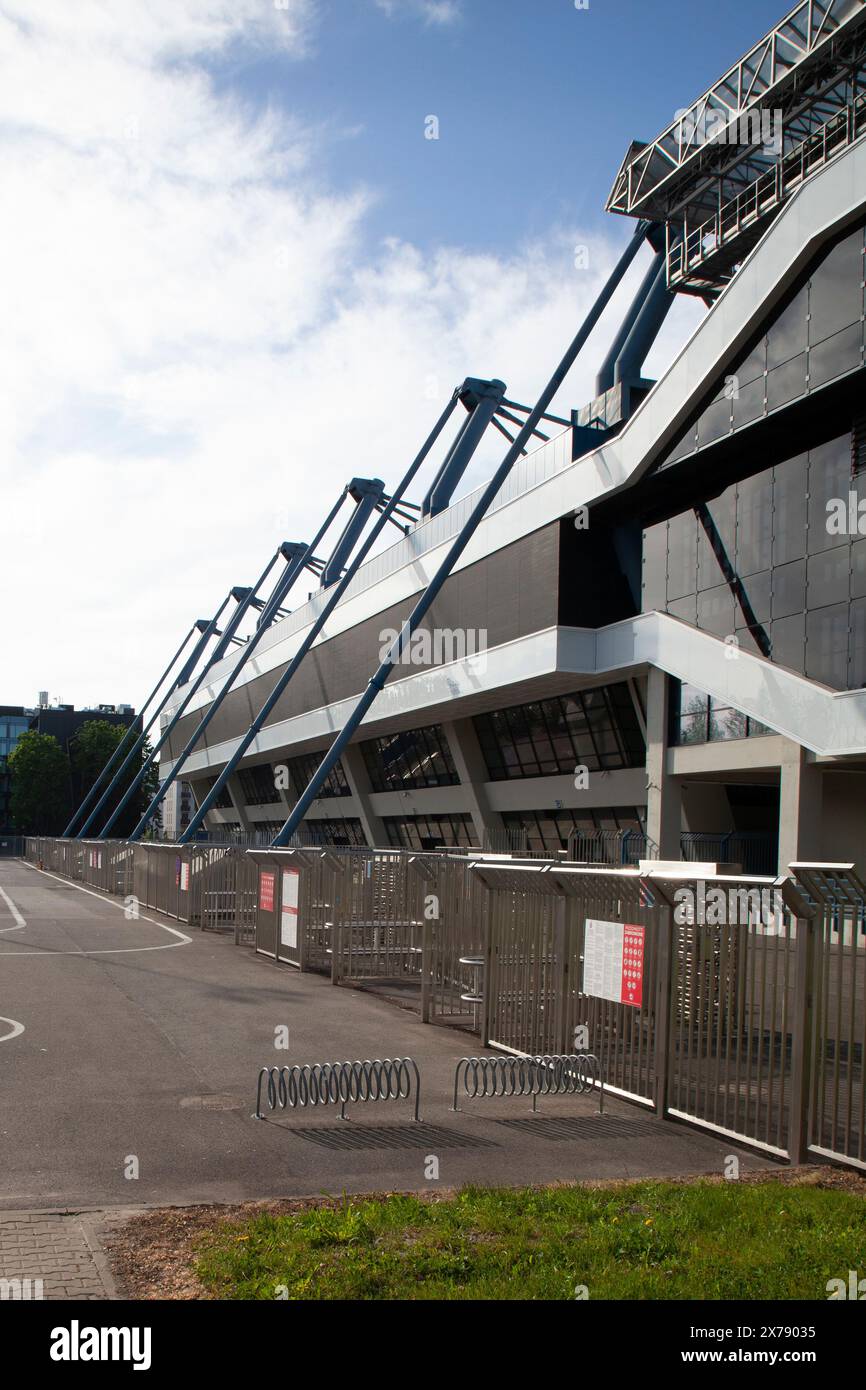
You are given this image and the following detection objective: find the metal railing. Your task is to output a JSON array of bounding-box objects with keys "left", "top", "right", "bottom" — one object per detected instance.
[
  {"left": 668, "top": 95, "right": 866, "bottom": 289},
  {"left": 255, "top": 1058, "right": 421, "bottom": 1122},
  {"left": 680, "top": 832, "right": 777, "bottom": 876},
  {"left": 567, "top": 828, "right": 657, "bottom": 866},
  {"left": 452, "top": 1054, "right": 602, "bottom": 1113}
]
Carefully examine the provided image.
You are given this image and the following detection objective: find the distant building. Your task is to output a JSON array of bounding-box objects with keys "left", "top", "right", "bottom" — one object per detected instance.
[
  {"left": 161, "top": 780, "right": 196, "bottom": 841},
  {"left": 0, "top": 701, "right": 138, "bottom": 833},
  {"left": 30, "top": 703, "right": 137, "bottom": 749},
  {"left": 0, "top": 706, "right": 35, "bottom": 833}
]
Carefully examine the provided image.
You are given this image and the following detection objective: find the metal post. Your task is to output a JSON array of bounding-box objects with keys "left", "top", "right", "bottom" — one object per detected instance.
[
  {"left": 62, "top": 621, "right": 201, "bottom": 837},
  {"left": 178, "top": 392, "right": 461, "bottom": 843},
  {"left": 273, "top": 219, "right": 651, "bottom": 847},
  {"left": 788, "top": 910, "right": 817, "bottom": 1163},
  {"left": 125, "top": 492, "right": 349, "bottom": 841},
  {"left": 422, "top": 379, "right": 506, "bottom": 518},
  {"left": 320, "top": 479, "right": 385, "bottom": 588},
  {"left": 653, "top": 896, "right": 675, "bottom": 1120}
]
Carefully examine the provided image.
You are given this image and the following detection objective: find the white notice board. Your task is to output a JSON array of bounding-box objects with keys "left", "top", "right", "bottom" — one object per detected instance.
[
  {"left": 280, "top": 869, "right": 299, "bottom": 949},
  {"left": 583, "top": 919, "right": 645, "bottom": 1007}
]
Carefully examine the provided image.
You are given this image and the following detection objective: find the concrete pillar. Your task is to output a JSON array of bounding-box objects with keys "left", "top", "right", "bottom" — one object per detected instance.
[
  {"left": 226, "top": 773, "right": 252, "bottom": 834},
  {"left": 645, "top": 668, "right": 682, "bottom": 858},
  {"left": 778, "top": 739, "right": 823, "bottom": 873},
  {"left": 340, "top": 744, "right": 388, "bottom": 848},
  {"left": 441, "top": 718, "right": 503, "bottom": 847}
]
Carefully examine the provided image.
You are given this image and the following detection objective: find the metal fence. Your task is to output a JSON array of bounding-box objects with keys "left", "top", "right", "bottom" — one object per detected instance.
[
  {"left": 567, "top": 829, "right": 657, "bottom": 866},
  {"left": 19, "top": 838, "right": 866, "bottom": 1170},
  {"left": 680, "top": 831, "right": 778, "bottom": 876},
  {"left": 23, "top": 837, "right": 256, "bottom": 938},
  {"left": 470, "top": 858, "right": 865, "bottom": 1170}
]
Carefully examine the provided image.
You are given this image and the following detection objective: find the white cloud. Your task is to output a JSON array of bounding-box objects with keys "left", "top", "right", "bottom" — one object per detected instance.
[
  {"left": 374, "top": 0, "right": 462, "bottom": 25},
  {"left": 0, "top": 1, "right": 701, "bottom": 714}
]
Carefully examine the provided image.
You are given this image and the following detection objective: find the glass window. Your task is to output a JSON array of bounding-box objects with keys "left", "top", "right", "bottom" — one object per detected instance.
[
  {"left": 500, "top": 807, "right": 646, "bottom": 857},
  {"left": 287, "top": 752, "right": 351, "bottom": 799},
  {"left": 474, "top": 685, "right": 644, "bottom": 782},
  {"left": 236, "top": 763, "right": 279, "bottom": 807},
  {"left": 206, "top": 777, "right": 234, "bottom": 810},
  {"left": 308, "top": 818, "right": 365, "bottom": 847},
  {"left": 383, "top": 814, "right": 473, "bottom": 851},
  {"left": 362, "top": 726, "right": 458, "bottom": 792}
]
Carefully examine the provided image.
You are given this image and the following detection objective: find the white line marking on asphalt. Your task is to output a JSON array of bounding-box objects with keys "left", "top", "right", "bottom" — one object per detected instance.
[
  {"left": 4, "top": 862, "right": 192, "bottom": 955},
  {"left": 0, "top": 1015, "right": 25, "bottom": 1042},
  {"left": 0, "top": 883, "right": 26, "bottom": 933}
]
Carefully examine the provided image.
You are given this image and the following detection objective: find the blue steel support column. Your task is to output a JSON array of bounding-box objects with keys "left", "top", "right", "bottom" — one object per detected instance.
[
  {"left": 594, "top": 249, "right": 664, "bottom": 396},
  {"left": 422, "top": 379, "right": 506, "bottom": 518},
  {"left": 613, "top": 253, "right": 674, "bottom": 384},
  {"left": 320, "top": 479, "right": 385, "bottom": 588},
  {"left": 255, "top": 544, "right": 310, "bottom": 631},
  {"left": 75, "top": 598, "right": 235, "bottom": 840},
  {"left": 93, "top": 545, "right": 284, "bottom": 838},
  {"left": 179, "top": 391, "right": 462, "bottom": 842},
  {"left": 272, "top": 221, "right": 651, "bottom": 847},
  {"left": 62, "top": 622, "right": 203, "bottom": 837},
  {"left": 125, "top": 490, "right": 351, "bottom": 841}
]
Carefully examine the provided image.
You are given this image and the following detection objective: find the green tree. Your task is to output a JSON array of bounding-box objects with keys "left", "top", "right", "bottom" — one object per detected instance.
[
  {"left": 8, "top": 731, "right": 72, "bottom": 834},
  {"left": 68, "top": 720, "right": 160, "bottom": 839}
]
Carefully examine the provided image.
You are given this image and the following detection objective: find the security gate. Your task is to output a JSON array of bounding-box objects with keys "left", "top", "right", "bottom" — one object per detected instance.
[
  {"left": 470, "top": 859, "right": 855, "bottom": 1164},
  {"left": 475, "top": 862, "right": 662, "bottom": 1104},
  {"left": 797, "top": 864, "right": 866, "bottom": 1169}
]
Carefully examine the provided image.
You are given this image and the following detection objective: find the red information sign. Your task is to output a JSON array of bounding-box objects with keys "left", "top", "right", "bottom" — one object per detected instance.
[
  {"left": 583, "top": 919, "right": 646, "bottom": 1008},
  {"left": 620, "top": 923, "right": 645, "bottom": 1007},
  {"left": 259, "top": 870, "right": 276, "bottom": 914}
]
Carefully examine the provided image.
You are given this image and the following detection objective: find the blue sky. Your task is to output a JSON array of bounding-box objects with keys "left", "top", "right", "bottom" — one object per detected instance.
[
  {"left": 220, "top": 0, "right": 788, "bottom": 254},
  {"left": 0, "top": 0, "right": 790, "bottom": 708}
]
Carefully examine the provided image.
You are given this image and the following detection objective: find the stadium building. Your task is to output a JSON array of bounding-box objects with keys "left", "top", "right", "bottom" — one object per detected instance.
[{"left": 154, "top": 0, "right": 866, "bottom": 875}]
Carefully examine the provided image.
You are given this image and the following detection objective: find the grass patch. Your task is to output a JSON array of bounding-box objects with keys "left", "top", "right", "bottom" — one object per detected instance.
[{"left": 192, "top": 1179, "right": 866, "bottom": 1300}]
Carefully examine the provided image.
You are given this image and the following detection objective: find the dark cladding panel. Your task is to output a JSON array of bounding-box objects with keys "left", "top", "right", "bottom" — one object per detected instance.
[{"left": 163, "top": 524, "right": 561, "bottom": 760}]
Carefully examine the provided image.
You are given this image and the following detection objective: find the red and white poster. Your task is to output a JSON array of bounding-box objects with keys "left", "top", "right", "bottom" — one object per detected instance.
[
  {"left": 583, "top": 919, "right": 645, "bottom": 1008},
  {"left": 259, "top": 870, "right": 276, "bottom": 914},
  {"left": 280, "top": 868, "right": 299, "bottom": 950},
  {"left": 180, "top": 861, "right": 190, "bottom": 892},
  {"left": 620, "top": 923, "right": 645, "bottom": 1007}
]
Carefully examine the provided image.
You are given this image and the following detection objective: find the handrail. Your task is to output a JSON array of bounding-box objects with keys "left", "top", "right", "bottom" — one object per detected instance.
[{"left": 669, "top": 95, "right": 866, "bottom": 288}]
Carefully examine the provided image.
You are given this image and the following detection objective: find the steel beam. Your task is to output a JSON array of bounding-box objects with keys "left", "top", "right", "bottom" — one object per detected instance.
[
  {"left": 272, "top": 220, "right": 651, "bottom": 847},
  {"left": 178, "top": 392, "right": 462, "bottom": 842},
  {"left": 62, "top": 621, "right": 204, "bottom": 837},
  {"left": 125, "top": 492, "right": 351, "bottom": 841}
]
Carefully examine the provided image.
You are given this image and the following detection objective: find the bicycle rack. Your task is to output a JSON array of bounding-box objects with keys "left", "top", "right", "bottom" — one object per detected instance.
[
  {"left": 255, "top": 1057, "right": 422, "bottom": 1122},
  {"left": 452, "top": 1054, "right": 603, "bottom": 1114}
]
